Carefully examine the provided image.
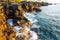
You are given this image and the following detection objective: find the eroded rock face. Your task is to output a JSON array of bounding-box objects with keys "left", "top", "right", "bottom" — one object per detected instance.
[
  {"left": 0, "top": 3, "right": 40, "bottom": 40},
  {"left": 0, "top": 4, "right": 30, "bottom": 40},
  {"left": 0, "top": 5, "right": 16, "bottom": 40}
]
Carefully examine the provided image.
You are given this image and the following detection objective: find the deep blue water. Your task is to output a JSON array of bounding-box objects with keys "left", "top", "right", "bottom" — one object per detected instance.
[{"left": 30, "top": 4, "right": 60, "bottom": 40}]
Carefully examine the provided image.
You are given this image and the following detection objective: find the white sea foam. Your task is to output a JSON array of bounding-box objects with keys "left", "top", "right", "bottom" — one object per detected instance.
[
  {"left": 14, "top": 26, "right": 38, "bottom": 40},
  {"left": 24, "top": 13, "right": 38, "bottom": 40},
  {"left": 14, "top": 26, "right": 23, "bottom": 36},
  {"left": 29, "top": 31, "right": 38, "bottom": 40},
  {"left": 24, "top": 13, "right": 38, "bottom": 23},
  {"left": 31, "top": 24, "right": 40, "bottom": 28}
]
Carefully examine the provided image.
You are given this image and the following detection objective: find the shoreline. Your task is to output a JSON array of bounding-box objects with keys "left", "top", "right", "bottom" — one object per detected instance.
[{"left": 0, "top": 2, "right": 41, "bottom": 40}]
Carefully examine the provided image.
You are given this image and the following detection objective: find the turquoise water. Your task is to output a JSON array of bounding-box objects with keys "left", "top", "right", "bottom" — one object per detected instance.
[{"left": 30, "top": 4, "right": 60, "bottom": 40}]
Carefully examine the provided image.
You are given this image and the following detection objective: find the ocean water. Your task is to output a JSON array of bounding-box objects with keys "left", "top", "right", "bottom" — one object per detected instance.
[
  {"left": 30, "top": 4, "right": 60, "bottom": 40},
  {"left": 8, "top": 4, "right": 60, "bottom": 40}
]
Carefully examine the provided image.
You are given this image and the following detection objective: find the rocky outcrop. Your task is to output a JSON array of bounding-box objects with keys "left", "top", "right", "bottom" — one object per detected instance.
[
  {"left": 0, "top": 2, "right": 41, "bottom": 40},
  {"left": 0, "top": 5, "right": 16, "bottom": 40}
]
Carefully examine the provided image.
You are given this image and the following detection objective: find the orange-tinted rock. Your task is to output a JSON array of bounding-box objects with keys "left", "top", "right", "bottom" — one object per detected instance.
[{"left": 0, "top": 5, "right": 16, "bottom": 40}]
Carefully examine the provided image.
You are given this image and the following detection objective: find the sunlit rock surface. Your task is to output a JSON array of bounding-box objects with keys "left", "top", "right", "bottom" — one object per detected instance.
[{"left": 0, "top": 5, "right": 16, "bottom": 40}]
